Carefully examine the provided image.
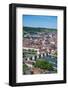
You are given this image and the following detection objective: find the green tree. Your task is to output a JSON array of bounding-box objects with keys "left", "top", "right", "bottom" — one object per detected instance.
[
  {"left": 34, "top": 59, "right": 53, "bottom": 71},
  {"left": 23, "top": 64, "right": 28, "bottom": 74}
]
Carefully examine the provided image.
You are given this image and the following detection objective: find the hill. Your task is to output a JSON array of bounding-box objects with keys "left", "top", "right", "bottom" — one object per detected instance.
[{"left": 23, "top": 27, "right": 57, "bottom": 34}]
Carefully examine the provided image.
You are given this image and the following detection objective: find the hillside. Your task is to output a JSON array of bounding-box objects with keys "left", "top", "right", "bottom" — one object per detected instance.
[{"left": 23, "top": 27, "right": 57, "bottom": 34}]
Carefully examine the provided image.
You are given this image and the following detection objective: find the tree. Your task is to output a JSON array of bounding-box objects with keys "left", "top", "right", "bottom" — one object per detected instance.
[
  {"left": 34, "top": 59, "right": 53, "bottom": 71},
  {"left": 23, "top": 64, "right": 28, "bottom": 74}
]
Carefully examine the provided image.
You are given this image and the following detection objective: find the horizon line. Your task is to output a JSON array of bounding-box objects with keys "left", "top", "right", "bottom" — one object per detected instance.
[{"left": 23, "top": 26, "right": 57, "bottom": 29}]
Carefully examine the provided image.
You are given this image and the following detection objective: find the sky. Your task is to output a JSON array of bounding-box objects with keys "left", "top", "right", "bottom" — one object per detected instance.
[{"left": 23, "top": 15, "right": 57, "bottom": 29}]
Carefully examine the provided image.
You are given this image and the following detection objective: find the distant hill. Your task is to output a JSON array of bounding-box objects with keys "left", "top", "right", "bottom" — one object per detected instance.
[{"left": 23, "top": 27, "right": 57, "bottom": 34}]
